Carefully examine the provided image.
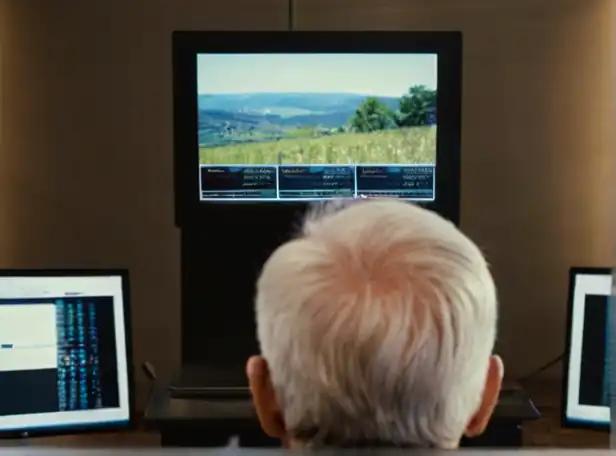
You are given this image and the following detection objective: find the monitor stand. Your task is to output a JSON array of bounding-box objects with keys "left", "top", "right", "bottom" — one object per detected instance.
[
  {"left": 501, "top": 381, "right": 523, "bottom": 392},
  {"left": 168, "top": 364, "right": 250, "bottom": 399}
]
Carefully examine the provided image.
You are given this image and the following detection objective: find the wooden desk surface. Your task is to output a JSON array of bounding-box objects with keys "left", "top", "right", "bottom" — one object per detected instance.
[
  {"left": 522, "top": 380, "right": 608, "bottom": 448},
  {"left": 0, "top": 431, "right": 159, "bottom": 448},
  {"left": 0, "top": 380, "right": 608, "bottom": 449}
]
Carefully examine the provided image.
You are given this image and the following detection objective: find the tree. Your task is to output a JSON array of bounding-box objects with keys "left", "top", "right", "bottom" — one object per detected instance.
[
  {"left": 350, "top": 97, "right": 397, "bottom": 133},
  {"left": 397, "top": 85, "right": 437, "bottom": 127}
]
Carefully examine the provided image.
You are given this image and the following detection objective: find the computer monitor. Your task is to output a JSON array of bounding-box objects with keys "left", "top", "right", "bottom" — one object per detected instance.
[
  {"left": 173, "top": 31, "right": 462, "bottom": 226},
  {"left": 562, "top": 267, "right": 612, "bottom": 430},
  {"left": 0, "top": 269, "right": 133, "bottom": 437}
]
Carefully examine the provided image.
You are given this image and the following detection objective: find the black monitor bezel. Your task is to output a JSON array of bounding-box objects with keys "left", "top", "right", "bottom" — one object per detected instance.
[
  {"left": 561, "top": 266, "right": 612, "bottom": 432},
  {"left": 173, "top": 31, "right": 462, "bottom": 227},
  {"left": 0, "top": 268, "right": 135, "bottom": 439}
]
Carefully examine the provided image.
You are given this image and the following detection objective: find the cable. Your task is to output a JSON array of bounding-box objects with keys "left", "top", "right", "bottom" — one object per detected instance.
[
  {"left": 141, "top": 361, "right": 158, "bottom": 415},
  {"left": 142, "top": 361, "right": 158, "bottom": 382},
  {"left": 516, "top": 353, "right": 564, "bottom": 384},
  {"left": 288, "top": 0, "right": 295, "bottom": 31}
]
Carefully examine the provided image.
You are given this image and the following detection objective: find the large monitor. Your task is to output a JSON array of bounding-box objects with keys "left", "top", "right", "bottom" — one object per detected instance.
[
  {"left": 173, "top": 31, "right": 462, "bottom": 226},
  {"left": 0, "top": 270, "right": 133, "bottom": 437},
  {"left": 562, "top": 267, "right": 611, "bottom": 430}
]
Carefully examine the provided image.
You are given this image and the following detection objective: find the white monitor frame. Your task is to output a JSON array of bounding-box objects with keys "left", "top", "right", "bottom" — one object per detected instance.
[
  {"left": 562, "top": 267, "right": 612, "bottom": 431},
  {"left": 0, "top": 269, "right": 134, "bottom": 438}
]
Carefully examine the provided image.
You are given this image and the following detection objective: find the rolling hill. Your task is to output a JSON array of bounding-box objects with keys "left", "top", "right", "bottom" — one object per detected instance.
[{"left": 197, "top": 92, "right": 401, "bottom": 146}]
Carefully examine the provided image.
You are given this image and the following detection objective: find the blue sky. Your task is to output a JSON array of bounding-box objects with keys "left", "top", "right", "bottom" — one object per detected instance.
[{"left": 197, "top": 54, "right": 437, "bottom": 98}]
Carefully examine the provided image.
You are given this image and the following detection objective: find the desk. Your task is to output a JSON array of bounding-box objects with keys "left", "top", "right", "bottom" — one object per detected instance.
[
  {"left": 145, "top": 383, "right": 540, "bottom": 448},
  {"left": 0, "top": 381, "right": 598, "bottom": 449},
  {"left": 522, "top": 380, "right": 609, "bottom": 448}
]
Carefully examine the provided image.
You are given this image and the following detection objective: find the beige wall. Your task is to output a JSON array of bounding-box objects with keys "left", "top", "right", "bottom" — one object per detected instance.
[
  {"left": 0, "top": 0, "right": 613, "bottom": 410},
  {"left": 295, "top": 0, "right": 616, "bottom": 375}
]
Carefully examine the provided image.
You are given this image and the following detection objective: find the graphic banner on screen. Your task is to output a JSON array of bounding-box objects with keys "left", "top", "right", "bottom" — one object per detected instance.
[{"left": 196, "top": 53, "right": 438, "bottom": 202}]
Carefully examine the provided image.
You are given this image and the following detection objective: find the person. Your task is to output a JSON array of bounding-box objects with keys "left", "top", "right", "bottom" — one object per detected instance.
[{"left": 246, "top": 198, "right": 503, "bottom": 449}]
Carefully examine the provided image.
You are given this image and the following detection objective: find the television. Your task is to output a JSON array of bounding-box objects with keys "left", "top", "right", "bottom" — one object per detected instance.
[
  {"left": 0, "top": 269, "right": 133, "bottom": 437},
  {"left": 172, "top": 31, "right": 462, "bottom": 226}
]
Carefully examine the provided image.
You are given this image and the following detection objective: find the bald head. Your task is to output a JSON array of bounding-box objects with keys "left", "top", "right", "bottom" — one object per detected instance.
[{"left": 248, "top": 199, "right": 502, "bottom": 449}]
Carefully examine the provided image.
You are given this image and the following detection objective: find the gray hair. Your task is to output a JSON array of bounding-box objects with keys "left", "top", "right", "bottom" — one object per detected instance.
[{"left": 255, "top": 199, "right": 498, "bottom": 448}]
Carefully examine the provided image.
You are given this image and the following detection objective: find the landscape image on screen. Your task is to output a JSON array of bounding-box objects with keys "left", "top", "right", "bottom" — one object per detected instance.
[{"left": 196, "top": 53, "right": 437, "bottom": 167}]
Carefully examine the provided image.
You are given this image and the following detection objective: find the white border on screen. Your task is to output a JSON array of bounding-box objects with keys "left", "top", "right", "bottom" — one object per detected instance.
[
  {"left": 565, "top": 272, "right": 612, "bottom": 425},
  {"left": 0, "top": 275, "right": 129, "bottom": 431}
]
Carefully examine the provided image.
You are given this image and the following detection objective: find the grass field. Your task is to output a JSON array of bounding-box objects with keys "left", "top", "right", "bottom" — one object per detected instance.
[{"left": 199, "top": 126, "right": 436, "bottom": 165}]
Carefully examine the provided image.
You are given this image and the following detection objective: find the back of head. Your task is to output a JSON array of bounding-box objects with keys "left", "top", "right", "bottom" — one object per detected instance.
[{"left": 254, "top": 199, "right": 499, "bottom": 448}]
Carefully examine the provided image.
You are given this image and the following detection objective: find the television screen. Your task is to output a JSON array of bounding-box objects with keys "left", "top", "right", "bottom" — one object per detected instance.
[{"left": 196, "top": 53, "right": 437, "bottom": 202}]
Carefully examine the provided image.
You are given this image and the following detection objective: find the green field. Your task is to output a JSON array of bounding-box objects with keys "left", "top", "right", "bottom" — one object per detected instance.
[{"left": 199, "top": 126, "right": 436, "bottom": 165}]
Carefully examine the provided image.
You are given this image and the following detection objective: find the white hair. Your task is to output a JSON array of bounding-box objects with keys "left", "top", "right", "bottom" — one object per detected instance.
[{"left": 255, "top": 199, "right": 498, "bottom": 448}]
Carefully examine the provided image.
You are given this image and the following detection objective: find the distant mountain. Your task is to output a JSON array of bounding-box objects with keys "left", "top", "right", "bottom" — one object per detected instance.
[
  {"left": 197, "top": 92, "right": 400, "bottom": 115},
  {"left": 199, "top": 108, "right": 355, "bottom": 131}
]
